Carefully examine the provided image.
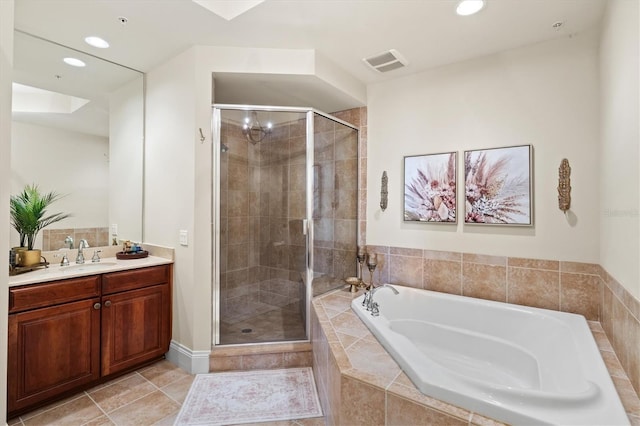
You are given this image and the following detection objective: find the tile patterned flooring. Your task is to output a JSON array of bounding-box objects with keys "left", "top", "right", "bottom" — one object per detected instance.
[{"left": 8, "top": 360, "right": 325, "bottom": 426}]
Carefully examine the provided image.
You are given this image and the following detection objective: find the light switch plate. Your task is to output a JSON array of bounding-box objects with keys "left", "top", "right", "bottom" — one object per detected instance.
[
  {"left": 179, "top": 230, "right": 188, "bottom": 246},
  {"left": 111, "top": 224, "right": 118, "bottom": 236}
]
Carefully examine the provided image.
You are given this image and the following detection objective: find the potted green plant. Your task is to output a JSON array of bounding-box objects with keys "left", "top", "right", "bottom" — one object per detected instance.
[{"left": 10, "top": 184, "right": 71, "bottom": 266}]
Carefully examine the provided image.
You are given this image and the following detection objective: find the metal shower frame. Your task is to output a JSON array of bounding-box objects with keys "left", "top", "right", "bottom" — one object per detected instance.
[{"left": 211, "top": 103, "right": 359, "bottom": 347}]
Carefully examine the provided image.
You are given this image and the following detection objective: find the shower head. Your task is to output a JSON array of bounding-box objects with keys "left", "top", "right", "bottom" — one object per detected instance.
[{"left": 242, "top": 111, "right": 272, "bottom": 144}]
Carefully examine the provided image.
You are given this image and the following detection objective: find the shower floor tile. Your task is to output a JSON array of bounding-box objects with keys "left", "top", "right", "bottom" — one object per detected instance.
[{"left": 220, "top": 303, "right": 306, "bottom": 345}]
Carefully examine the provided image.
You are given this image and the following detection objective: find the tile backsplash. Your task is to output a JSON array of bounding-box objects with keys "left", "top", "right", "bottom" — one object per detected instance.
[{"left": 42, "top": 227, "right": 110, "bottom": 251}]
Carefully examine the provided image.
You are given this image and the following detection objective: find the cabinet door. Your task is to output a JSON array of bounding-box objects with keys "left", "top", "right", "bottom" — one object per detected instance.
[
  {"left": 8, "top": 298, "right": 101, "bottom": 414},
  {"left": 101, "top": 283, "right": 171, "bottom": 376}
]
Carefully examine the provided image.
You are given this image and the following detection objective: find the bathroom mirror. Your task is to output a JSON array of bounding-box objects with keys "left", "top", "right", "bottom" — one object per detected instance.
[{"left": 10, "top": 30, "right": 144, "bottom": 250}]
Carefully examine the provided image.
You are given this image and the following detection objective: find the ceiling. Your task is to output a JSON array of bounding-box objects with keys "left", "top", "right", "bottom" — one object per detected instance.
[{"left": 13, "top": 0, "right": 607, "bottom": 114}]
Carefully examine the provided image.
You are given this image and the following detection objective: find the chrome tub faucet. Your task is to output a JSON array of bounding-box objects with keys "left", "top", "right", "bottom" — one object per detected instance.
[{"left": 364, "top": 284, "right": 399, "bottom": 316}]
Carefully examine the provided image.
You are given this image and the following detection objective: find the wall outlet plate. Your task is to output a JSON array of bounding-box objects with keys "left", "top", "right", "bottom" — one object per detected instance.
[{"left": 111, "top": 224, "right": 118, "bottom": 236}]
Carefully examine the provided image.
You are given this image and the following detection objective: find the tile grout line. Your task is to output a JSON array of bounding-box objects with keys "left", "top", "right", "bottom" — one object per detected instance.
[
  {"left": 83, "top": 390, "right": 113, "bottom": 426},
  {"left": 18, "top": 392, "right": 87, "bottom": 423}
]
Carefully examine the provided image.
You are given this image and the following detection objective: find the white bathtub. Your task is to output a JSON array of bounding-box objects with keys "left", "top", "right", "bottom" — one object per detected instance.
[{"left": 352, "top": 285, "right": 629, "bottom": 425}]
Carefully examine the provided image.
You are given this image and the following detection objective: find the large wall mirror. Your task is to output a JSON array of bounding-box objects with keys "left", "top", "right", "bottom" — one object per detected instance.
[{"left": 11, "top": 30, "right": 144, "bottom": 251}]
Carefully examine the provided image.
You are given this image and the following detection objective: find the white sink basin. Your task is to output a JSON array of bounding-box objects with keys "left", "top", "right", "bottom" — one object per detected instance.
[{"left": 62, "top": 262, "right": 117, "bottom": 272}]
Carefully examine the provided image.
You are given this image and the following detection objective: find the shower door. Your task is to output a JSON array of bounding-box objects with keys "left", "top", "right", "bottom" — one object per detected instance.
[{"left": 214, "top": 106, "right": 311, "bottom": 345}]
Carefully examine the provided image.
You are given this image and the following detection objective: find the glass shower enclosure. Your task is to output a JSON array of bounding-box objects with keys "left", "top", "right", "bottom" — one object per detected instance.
[{"left": 213, "top": 105, "right": 359, "bottom": 346}]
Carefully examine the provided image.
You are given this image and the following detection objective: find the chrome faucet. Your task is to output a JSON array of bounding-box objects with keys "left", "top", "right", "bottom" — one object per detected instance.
[
  {"left": 64, "top": 235, "right": 74, "bottom": 249},
  {"left": 76, "top": 239, "right": 89, "bottom": 264},
  {"left": 363, "top": 284, "right": 399, "bottom": 316}
]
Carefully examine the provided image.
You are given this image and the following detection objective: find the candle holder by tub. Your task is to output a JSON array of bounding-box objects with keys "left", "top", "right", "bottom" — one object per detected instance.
[
  {"left": 356, "top": 247, "right": 367, "bottom": 282},
  {"left": 366, "top": 253, "right": 378, "bottom": 290}
]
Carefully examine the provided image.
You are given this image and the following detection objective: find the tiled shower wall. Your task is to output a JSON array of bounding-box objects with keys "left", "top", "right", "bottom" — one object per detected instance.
[
  {"left": 220, "top": 118, "right": 303, "bottom": 316},
  {"left": 220, "top": 111, "right": 362, "bottom": 322},
  {"left": 220, "top": 119, "right": 257, "bottom": 315},
  {"left": 332, "top": 105, "right": 639, "bottom": 400},
  {"left": 258, "top": 116, "right": 306, "bottom": 307},
  {"left": 312, "top": 114, "right": 360, "bottom": 293}
]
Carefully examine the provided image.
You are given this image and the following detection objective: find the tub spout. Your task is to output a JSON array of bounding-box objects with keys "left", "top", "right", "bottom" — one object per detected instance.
[{"left": 365, "top": 284, "right": 399, "bottom": 313}]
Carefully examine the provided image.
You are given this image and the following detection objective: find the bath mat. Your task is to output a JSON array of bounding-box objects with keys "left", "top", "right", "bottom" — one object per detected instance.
[{"left": 174, "top": 367, "right": 323, "bottom": 425}]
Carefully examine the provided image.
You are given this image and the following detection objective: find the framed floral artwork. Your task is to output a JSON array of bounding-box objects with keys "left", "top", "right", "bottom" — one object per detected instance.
[
  {"left": 464, "top": 144, "right": 533, "bottom": 225},
  {"left": 404, "top": 152, "right": 457, "bottom": 223}
]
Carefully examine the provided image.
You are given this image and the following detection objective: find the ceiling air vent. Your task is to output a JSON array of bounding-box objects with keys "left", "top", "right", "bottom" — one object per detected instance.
[{"left": 363, "top": 49, "right": 408, "bottom": 73}]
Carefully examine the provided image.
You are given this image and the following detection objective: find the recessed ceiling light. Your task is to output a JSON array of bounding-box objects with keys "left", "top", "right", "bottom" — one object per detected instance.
[
  {"left": 85, "top": 36, "right": 109, "bottom": 48},
  {"left": 456, "top": 0, "right": 485, "bottom": 16},
  {"left": 63, "top": 57, "right": 86, "bottom": 67}
]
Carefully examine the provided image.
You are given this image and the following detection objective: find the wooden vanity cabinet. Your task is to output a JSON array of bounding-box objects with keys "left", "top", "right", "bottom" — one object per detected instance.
[
  {"left": 100, "top": 266, "right": 171, "bottom": 376},
  {"left": 8, "top": 276, "right": 101, "bottom": 414},
  {"left": 7, "top": 264, "right": 172, "bottom": 417}
]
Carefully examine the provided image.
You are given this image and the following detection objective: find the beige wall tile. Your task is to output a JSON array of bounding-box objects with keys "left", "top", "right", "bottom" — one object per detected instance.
[
  {"left": 210, "top": 355, "right": 243, "bottom": 372},
  {"left": 327, "top": 351, "right": 342, "bottom": 426},
  {"left": 462, "top": 263, "right": 507, "bottom": 302},
  {"left": 508, "top": 257, "right": 559, "bottom": 270},
  {"left": 387, "top": 379, "right": 471, "bottom": 420},
  {"left": 508, "top": 267, "right": 559, "bottom": 310},
  {"left": 335, "top": 189, "right": 358, "bottom": 220},
  {"left": 283, "top": 351, "right": 313, "bottom": 368},
  {"left": 339, "top": 377, "right": 385, "bottom": 425},
  {"left": 331, "top": 108, "right": 361, "bottom": 127},
  {"left": 242, "top": 353, "right": 283, "bottom": 370},
  {"left": 335, "top": 128, "right": 358, "bottom": 160},
  {"left": 387, "top": 393, "right": 467, "bottom": 426},
  {"left": 463, "top": 253, "right": 507, "bottom": 266},
  {"left": 424, "top": 259, "right": 462, "bottom": 295},
  {"left": 334, "top": 219, "right": 357, "bottom": 251},
  {"left": 612, "top": 376, "right": 640, "bottom": 416},
  {"left": 389, "top": 254, "right": 423, "bottom": 288},
  {"left": 560, "top": 261, "right": 600, "bottom": 275},
  {"left": 345, "top": 339, "right": 400, "bottom": 383},
  {"left": 424, "top": 250, "right": 462, "bottom": 261},
  {"left": 390, "top": 246, "right": 423, "bottom": 257},
  {"left": 470, "top": 413, "right": 509, "bottom": 426},
  {"left": 560, "top": 273, "right": 600, "bottom": 320}
]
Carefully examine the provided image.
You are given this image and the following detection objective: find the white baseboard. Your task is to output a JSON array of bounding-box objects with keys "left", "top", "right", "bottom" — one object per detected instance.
[{"left": 166, "top": 340, "right": 210, "bottom": 374}]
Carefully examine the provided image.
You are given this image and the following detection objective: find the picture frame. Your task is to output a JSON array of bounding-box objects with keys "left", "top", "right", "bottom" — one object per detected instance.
[
  {"left": 404, "top": 152, "right": 457, "bottom": 223},
  {"left": 464, "top": 144, "right": 533, "bottom": 226}
]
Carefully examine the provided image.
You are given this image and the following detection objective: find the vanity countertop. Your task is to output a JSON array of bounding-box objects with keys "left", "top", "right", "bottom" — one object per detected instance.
[{"left": 9, "top": 255, "right": 173, "bottom": 288}]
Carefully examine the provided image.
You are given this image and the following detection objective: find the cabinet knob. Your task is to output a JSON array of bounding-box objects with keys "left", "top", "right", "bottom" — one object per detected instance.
[
  {"left": 104, "top": 300, "right": 112, "bottom": 307},
  {"left": 93, "top": 302, "right": 101, "bottom": 310}
]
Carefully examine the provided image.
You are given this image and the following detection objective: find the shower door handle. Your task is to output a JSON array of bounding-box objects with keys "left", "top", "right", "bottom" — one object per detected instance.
[{"left": 302, "top": 219, "right": 308, "bottom": 235}]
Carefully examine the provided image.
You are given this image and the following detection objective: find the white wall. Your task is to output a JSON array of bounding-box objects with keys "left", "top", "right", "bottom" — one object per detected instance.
[
  {"left": 367, "top": 30, "right": 601, "bottom": 263},
  {"left": 10, "top": 121, "right": 109, "bottom": 247},
  {"left": 1, "top": 0, "right": 14, "bottom": 422},
  {"left": 109, "top": 75, "right": 144, "bottom": 243},
  {"left": 599, "top": 0, "right": 640, "bottom": 299},
  {"left": 145, "top": 47, "right": 210, "bottom": 355}
]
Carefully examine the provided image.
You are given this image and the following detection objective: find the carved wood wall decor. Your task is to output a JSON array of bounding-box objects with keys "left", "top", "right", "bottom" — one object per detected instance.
[
  {"left": 558, "top": 158, "right": 571, "bottom": 212},
  {"left": 380, "top": 171, "right": 388, "bottom": 211}
]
